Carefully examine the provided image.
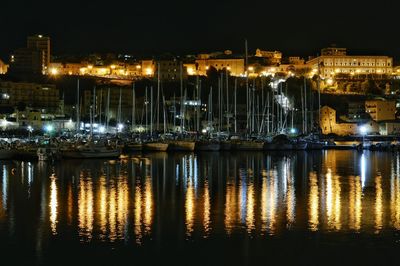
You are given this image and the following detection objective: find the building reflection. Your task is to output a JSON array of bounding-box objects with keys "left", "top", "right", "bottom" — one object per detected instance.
[
  {"left": 308, "top": 172, "right": 319, "bottom": 231},
  {"left": 348, "top": 175, "right": 362, "bottom": 231},
  {"left": 375, "top": 175, "right": 383, "bottom": 233},
  {"left": 325, "top": 168, "right": 341, "bottom": 231},
  {"left": 78, "top": 172, "right": 94, "bottom": 241},
  {"left": 391, "top": 154, "right": 400, "bottom": 229},
  {"left": 49, "top": 174, "right": 58, "bottom": 235},
  {"left": 6, "top": 151, "right": 400, "bottom": 248}
]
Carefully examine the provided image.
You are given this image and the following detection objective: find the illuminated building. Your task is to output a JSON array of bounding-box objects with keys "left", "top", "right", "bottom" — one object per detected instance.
[
  {"left": 155, "top": 59, "right": 187, "bottom": 81},
  {"left": 307, "top": 47, "right": 393, "bottom": 78},
  {"left": 195, "top": 58, "right": 244, "bottom": 76},
  {"left": 255, "top": 49, "right": 282, "bottom": 65},
  {"left": 0, "top": 59, "right": 8, "bottom": 74},
  {"left": 141, "top": 60, "right": 155, "bottom": 77},
  {"left": 9, "top": 48, "right": 45, "bottom": 75},
  {"left": 0, "top": 81, "right": 60, "bottom": 113},
  {"left": 365, "top": 99, "right": 396, "bottom": 121},
  {"left": 320, "top": 105, "right": 378, "bottom": 135},
  {"left": 27, "top": 35, "right": 51, "bottom": 71}
]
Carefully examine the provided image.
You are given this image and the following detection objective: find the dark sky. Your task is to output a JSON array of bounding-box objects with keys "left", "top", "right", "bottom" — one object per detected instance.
[{"left": 2, "top": 0, "right": 400, "bottom": 60}]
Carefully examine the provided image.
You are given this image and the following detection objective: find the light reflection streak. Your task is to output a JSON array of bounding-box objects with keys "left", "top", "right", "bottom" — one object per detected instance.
[
  {"left": 246, "top": 180, "right": 255, "bottom": 233},
  {"left": 185, "top": 174, "right": 195, "bottom": 236},
  {"left": 49, "top": 175, "right": 58, "bottom": 235},
  {"left": 349, "top": 175, "right": 362, "bottom": 231},
  {"left": 375, "top": 175, "right": 383, "bottom": 233},
  {"left": 78, "top": 173, "right": 93, "bottom": 241},
  {"left": 308, "top": 172, "right": 319, "bottom": 231},
  {"left": 143, "top": 175, "right": 153, "bottom": 234},
  {"left": 391, "top": 157, "right": 400, "bottom": 229},
  {"left": 326, "top": 169, "right": 341, "bottom": 231},
  {"left": 203, "top": 179, "right": 211, "bottom": 236},
  {"left": 134, "top": 181, "right": 142, "bottom": 244},
  {"left": 285, "top": 158, "right": 295, "bottom": 227},
  {"left": 2, "top": 165, "right": 7, "bottom": 211},
  {"left": 225, "top": 181, "right": 236, "bottom": 234}
]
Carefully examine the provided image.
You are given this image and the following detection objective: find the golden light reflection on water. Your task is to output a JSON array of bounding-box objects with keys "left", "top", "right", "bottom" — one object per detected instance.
[
  {"left": 78, "top": 173, "right": 94, "bottom": 241},
  {"left": 49, "top": 175, "right": 58, "bottom": 235},
  {"left": 308, "top": 172, "right": 319, "bottom": 231},
  {"left": 391, "top": 166, "right": 400, "bottom": 229},
  {"left": 143, "top": 176, "right": 153, "bottom": 233},
  {"left": 225, "top": 181, "right": 236, "bottom": 235},
  {"left": 348, "top": 175, "right": 362, "bottom": 231},
  {"left": 375, "top": 175, "right": 383, "bottom": 233},
  {"left": 8, "top": 151, "right": 400, "bottom": 244},
  {"left": 185, "top": 176, "right": 195, "bottom": 236},
  {"left": 325, "top": 168, "right": 341, "bottom": 231},
  {"left": 246, "top": 180, "right": 255, "bottom": 233},
  {"left": 203, "top": 179, "right": 210, "bottom": 236},
  {"left": 134, "top": 182, "right": 142, "bottom": 244},
  {"left": 285, "top": 158, "right": 295, "bottom": 227}
]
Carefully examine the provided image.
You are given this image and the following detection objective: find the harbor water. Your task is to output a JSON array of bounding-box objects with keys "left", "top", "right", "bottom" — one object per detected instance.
[{"left": 0, "top": 150, "right": 400, "bottom": 265}]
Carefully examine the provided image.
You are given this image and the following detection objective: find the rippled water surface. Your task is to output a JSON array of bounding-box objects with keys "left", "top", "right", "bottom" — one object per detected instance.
[{"left": 1, "top": 151, "right": 400, "bottom": 265}]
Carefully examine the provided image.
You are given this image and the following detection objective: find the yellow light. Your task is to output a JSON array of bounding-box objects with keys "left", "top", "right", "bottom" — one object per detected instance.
[
  {"left": 327, "top": 78, "right": 334, "bottom": 85},
  {"left": 335, "top": 69, "right": 340, "bottom": 73},
  {"left": 87, "top": 65, "right": 93, "bottom": 70},
  {"left": 145, "top": 67, "right": 153, "bottom": 75},
  {"left": 50, "top": 68, "right": 59, "bottom": 75},
  {"left": 136, "top": 65, "right": 141, "bottom": 69},
  {"left": 205, "top": 66, "right": 209, "bottom": 70},
  {"left": 356, "top": 69, "right": 361, "bottom": 73},
  {"left": 110, "top": 65, "right": 116, "bottom": 69},
  {"left": 248, "top": 66, "right": 254, "bottom": 71},
  {"left": 377, "top": 69, "right": 382, "bottom": 73},
  {"left": 187, "top": 67, "right": 195, "bottom": 75},
  {"left": 227, "top": 66, "right": 231, "bottom": 70}
]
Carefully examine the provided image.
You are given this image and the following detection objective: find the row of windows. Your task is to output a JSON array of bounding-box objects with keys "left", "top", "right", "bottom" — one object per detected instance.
[{"left": 323, "top": 62, "right": 391, "bottom": 66}]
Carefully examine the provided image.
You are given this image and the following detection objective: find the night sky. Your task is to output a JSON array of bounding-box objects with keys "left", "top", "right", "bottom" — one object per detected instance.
[{"left": 2, "top": 0, "right": 400, "bottom": 60}]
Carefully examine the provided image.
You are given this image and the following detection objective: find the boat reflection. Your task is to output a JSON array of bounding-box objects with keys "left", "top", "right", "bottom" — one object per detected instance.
[{"left": 1, "top": 150, "right": 400, "bottom": 247}]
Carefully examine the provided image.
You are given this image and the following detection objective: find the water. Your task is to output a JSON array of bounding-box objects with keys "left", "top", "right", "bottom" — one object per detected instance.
[{"left": 1, "top": 151, "right": 400, "bottom": 265}]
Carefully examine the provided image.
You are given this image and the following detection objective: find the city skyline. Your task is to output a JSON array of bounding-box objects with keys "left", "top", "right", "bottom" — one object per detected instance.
[{"left": 2, "top": 0, "right": 400, "bottom": 60}]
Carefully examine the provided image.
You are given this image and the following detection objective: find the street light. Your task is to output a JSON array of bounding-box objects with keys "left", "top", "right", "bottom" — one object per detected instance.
[
  {"left": 27, "top": 125, "right": 33, "bottom": 139},
  {"left": 360, "top": 125, "right": 367, "bottom": 149}
]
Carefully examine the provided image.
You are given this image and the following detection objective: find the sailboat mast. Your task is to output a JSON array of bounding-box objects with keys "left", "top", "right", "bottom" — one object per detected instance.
[
  {"left": 304, "top": 77, "right": 308, "bottom": 134},
  {"left": 180, "top": 63, "right": 183, "bottom": 133},
  {"left": 93, "top": 86, "right": 96, "bottom": 125},
  {"left": 76, "top": 79, "right": 80, "bottom": 132},
  {"left": 150, "top": 86, "right": 153, "bottom": 135},
  {"left": 234, "top": 79, "right": 237, "bottom": 134},
  {"left": 132, "top": 82, "right": 135, "bottom": 132},
  {"left": 106, "top": 88, "right": 110, "bottom": 131},
  {"left": 226, "top": 70, "right": 229, "bottom": 135},
  {"left": 157, "top": 63, "right": 160, "bottom": 131}
]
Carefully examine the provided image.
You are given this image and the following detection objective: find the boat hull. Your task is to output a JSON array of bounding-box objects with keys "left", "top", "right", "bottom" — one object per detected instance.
[
  {"left": 61, "top": 150, "right": 121, "bottom": 159},
  {"left": 195, "top": 142, "right": 220, "bottom": 151},
  {"left": 143, "top": 143, "right": 169, "bottom": 152},
  {"left": 168, "top": 141, "right": 195, "bottom": 151}
]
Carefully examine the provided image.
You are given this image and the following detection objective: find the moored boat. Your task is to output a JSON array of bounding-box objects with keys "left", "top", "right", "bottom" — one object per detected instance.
[
  {"left": 143, "top": 142, "right": 169, "bottom": 152},
  {"left": 167, "top": 140, "right": 196, "bottom": 151},
  {"left": 195, "top": 141, "right": 220, "bottom": 151}
]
